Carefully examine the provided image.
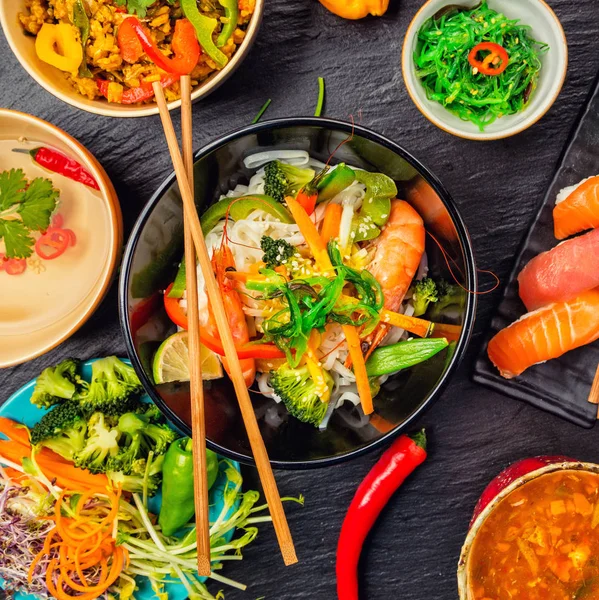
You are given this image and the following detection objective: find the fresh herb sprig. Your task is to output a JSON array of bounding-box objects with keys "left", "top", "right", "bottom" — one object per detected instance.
[
  {"left": 114, "top": 0, "right": 174, "bottom": 17},
  {"left": 413, "top": 1, "right": 547, "bottom": 130},
  {"left": 0, "top": 169, "right": 59, "bottom": 259}
]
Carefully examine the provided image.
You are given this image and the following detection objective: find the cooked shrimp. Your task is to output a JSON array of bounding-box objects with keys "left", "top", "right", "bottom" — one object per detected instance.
[
  {"left": 364, "top": 199, "right": 425, "bottom": 355},
  {"left": 209, "top": 245, "right": 256, "bottom": 387}
]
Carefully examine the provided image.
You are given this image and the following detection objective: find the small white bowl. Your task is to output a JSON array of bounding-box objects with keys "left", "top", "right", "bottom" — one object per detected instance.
[
  {"left": 402, "top": 0, "right": 568, "bottom": 141},
  {"left": 0, "top": 1, "right": 263, "bottom": 118}
]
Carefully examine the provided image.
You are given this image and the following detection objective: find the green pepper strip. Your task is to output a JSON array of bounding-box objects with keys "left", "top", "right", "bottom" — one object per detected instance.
[
  {"left": 181, "top": 0, "right": 228, "bottom": 69},
  {"left": 317, "top": 164, "right": 356, "bottom": 203},
  {"left": 158, "top": 438, "right": 219, "bottom": 537},
  {"left": 73, "top": 0, "right": 92, "bottom": 78},
  {"left": 217, "top": 0, "right": 239, "bottom": 47},
  {"left": 365, "top": 338, "right": 449, "bottom": 377}
]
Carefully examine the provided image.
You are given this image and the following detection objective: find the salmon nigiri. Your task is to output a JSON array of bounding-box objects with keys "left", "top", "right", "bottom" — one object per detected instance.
[
  {"left": 487, "top": 289, "right": 599, "bottom": 379},
  {"left": 518, "top": 228, "right": 599, "bottom": 311},
  {"left": 553, "top": 175, "right": 599, "bottom": 240}
]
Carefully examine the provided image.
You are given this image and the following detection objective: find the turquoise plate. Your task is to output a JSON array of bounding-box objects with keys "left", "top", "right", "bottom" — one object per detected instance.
[{"left": 0, "top": 359, "right": 240, "bottom": 600}]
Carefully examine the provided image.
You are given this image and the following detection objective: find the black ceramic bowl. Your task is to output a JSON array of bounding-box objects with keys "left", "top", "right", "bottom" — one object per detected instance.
[{"left": 119, "top": 118, "right": 477, "bottom": 468}]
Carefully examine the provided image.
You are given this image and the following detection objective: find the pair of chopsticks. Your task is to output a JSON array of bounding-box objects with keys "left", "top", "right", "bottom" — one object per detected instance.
[{"left": 152, "top": 78, "right": 298, "bottom": 574}]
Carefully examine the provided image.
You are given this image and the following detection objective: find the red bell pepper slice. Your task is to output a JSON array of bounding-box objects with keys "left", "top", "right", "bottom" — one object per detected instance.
[
  {"left": 35, "top": 228, "right": 70, "bottom": 260},
  {"left": 468, "top": 42, "right": 509, "bottom": 76},
  {"left": 5, "top": 259, "right": 27, "bottom": 275},
  {"left": 296, "top": 189, "right": 318, "bottom": 215},
  {"left": 96, "top": 74, "right": 180, "bottom": 105},
  {"left": 163, "top": 283, "right": 285, "bottom": 359},
  {"left": 123, "top": 17, "right": 200, "bottom": 75},
  {"left": 117, "top": 17, "right": 144, "bottom": 64}
]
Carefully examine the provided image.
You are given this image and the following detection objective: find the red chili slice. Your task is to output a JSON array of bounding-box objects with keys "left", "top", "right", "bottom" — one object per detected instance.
[
  {"left": 468, "top": 42, "right": 509, "bottom": 76},
  {"left": 5, "top": 259, "right": 27, "bottom": 275},
  {"left": 35, "top": 228, "right": 70, "bottom": 260},
  {"left": 51, "top": 214, "right": 64, "bottom": 228}
]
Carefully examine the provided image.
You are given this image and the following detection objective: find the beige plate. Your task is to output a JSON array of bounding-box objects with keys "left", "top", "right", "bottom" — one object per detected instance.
[
  {"left": 0, "top": 109, "right": 122, "bottom": 367},
  {"left": 0, "top": 1, "right": 264, "bottom": 118}
]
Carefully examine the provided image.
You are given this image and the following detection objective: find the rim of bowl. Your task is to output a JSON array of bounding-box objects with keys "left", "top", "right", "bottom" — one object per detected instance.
[
  {"left": 401, "top": 0, "right": 568, "bottom": 141},
  {"left": 0, "top": 0, "right": 264, "bottom": 118},
  {"left": 0, "top": 108, "right": 123, "bottom": 367},
  {"left": 457, "top": 461, "right": 599, "bottom": 598},
  {"left": 118, "top": 117, "right": 478, "bottom": 469}
]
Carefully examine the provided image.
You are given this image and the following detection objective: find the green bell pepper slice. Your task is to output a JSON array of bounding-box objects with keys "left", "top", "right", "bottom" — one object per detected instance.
[
  {"left": 73, "top": 0, "right": 92, "bottom": 78},
  {"left": 181, "top": 0, "right": 228, "bottom": 69},
  {"left": 317, "top": 164, "right": 356, "bottom": 202},
  {"left": 217, "top": 0, "right": 238, "bottom": 47},
  {"left": 168, "top": 195, "right": 293, "bottom": 299},
  {"left": 351, "top": 171, "right": 397, "bottom": 242},
  {"left": 158, "top": 438, "right": 219, "bottom": 536},
  {"left": 365, "top": 338, "right": 449, "bottom": 377}
]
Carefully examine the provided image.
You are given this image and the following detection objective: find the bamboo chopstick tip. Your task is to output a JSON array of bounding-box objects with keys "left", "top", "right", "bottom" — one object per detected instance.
[
  {"left": 282, "top": 545, "right": 298, "bottom": 566},
  {"left": 197, "top": 556, "right": 212, "bottom": 577}
]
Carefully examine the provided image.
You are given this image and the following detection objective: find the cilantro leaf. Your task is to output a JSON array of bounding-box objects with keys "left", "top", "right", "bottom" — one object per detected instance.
[
  {"left": 114, "top": 0, "right": 159, "bottom": 17},
  {"left": 18, "top": 177, "right": 59, "bottom": 231},
  {"left": 0, "top": 169, "right": 27, "bottom": 211},
  {"left": 0, "top": 219, "right": 34, "bottom": 259}
]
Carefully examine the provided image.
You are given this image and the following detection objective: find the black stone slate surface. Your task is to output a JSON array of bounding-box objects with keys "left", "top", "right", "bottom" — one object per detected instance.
[{"left": 1, "top": 2, "right": 599, "bottom": 598}]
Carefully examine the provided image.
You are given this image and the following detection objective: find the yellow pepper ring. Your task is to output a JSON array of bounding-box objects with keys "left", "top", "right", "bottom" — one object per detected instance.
[
  {"left": 35, "top": 23, "right": 83, "bottom": 74},
  {"left": 318, "top": 0, "right": 389, "bottom": 20}
]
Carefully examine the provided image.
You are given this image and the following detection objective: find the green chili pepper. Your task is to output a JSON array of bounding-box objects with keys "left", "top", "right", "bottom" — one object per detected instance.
[
  {"left": 217, "top": 0, "right": 238, "bottom": 47},
  {"left": 73, "top": 0, "right": 92, "bottom": 78},
  {"left": 365, "top": 338, "right": 449, "bottom": 377},
  {"left": 351, "top": 171, "right": 397, "bottom": 242},
  {"left": 181, "top": 0, "right": 228, "bottom": 69},
  {"left": 317, "top": 164, "right": 356, "bottom": 202},
  {"left": 158, "top": 438, "right": 219, "bottom": 536}
]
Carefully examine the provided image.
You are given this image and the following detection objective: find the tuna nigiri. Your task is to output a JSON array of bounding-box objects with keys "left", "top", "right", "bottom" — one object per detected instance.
[
  {"left": 553, "top": 175, "right": 599, "bottom": 240},
  {"left": 487, "top": 289, "right": 599, "bottom": 379},
  {"left": 518, "top": 228, "right": 599, "bottom": 311}
]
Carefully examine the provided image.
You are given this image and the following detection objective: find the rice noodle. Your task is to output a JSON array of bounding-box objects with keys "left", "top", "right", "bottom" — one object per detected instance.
[{"left": 243, "top": 150, "right": 310, "bottom": 170}]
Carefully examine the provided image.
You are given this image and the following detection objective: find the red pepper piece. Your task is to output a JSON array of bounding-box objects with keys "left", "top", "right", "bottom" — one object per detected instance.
[
  {"left": 468, "top": 42, "right": 509, "bottom": 76},
  {"left": 336, "top": 431, "right": 427, "bottom": 600},
  {"left": 163, "top": 283, "right": 285, "bottom": 359},
  {"left": 296, "top": 188, "right": 318, "bottom": 215},
  {"left": 470, "top": 455, "right": 573, "bottom": 526},
  {"left": 96, "top": 74, "right": 180, "bottom": 105},
  {"left": 5, "top": 259, "right": 27, "bottom": 275},
  {"left": 35, "top": 227, "right": 71, "bottom": 260},
  {"left": 117, "top": 17, "right": 144, "bottom": 63},
  {"left": 123, "top": 17, "right": 200, "bottom": 75}
]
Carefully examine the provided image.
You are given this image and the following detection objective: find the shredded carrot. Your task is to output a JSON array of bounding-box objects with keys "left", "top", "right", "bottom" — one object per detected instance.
[
  {"left": 320, "top": 202, "right": 342, "bottom": 244},
  {"left": 430, "top": 322, "right": 462, "bottom": 342},
  {"left": 0, "top": 417, "right": 31, "bottom": 446}
]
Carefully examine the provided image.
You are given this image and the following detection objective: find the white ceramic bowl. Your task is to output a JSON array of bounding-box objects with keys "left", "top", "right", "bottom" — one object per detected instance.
[
  {"left": 402, "top": 0, "right": 568, "bottom": 140},
  {"left": 0, "top": 1, "right": 263, "bottom": 118}
]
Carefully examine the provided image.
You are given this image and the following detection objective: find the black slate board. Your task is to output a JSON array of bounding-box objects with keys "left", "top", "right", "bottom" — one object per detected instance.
[{"left": 473, "top": 72, "right": 599, "bottom": 429}]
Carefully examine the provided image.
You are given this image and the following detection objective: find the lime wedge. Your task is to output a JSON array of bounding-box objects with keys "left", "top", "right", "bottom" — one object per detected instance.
[{"left": 153, "top": 331, "right": 223, "bottom": 384}]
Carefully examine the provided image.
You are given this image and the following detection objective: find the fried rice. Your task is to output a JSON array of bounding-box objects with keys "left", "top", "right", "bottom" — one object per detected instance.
[{"left": 19, "top": 0, "right": 255, "bottom": 104}]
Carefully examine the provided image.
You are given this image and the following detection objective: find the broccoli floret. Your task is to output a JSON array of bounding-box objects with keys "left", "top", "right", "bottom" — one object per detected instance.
[
  {"left": 270, "top": 363, "right": 333, "bottom": 427},
  {"left": 75, "top": 357, "right": 143, "bottom": 416},
  {"left": 428, "top": 280, "right": 466, "bottom": 321},
  {"left": 260, "top": 235, "right": 295, "bottom": 268},
  {"left": 73, "top": 413, "right": 120, "bottom": 474},
  {"left": 107, "top": 454, "right": 164, "bottom": 495},
  {"left": 263, "top": 161, "right": 315, "bottom": 203},
  {"left": 30, "top": 358, "right": 83, "bottom": 409},
  {"left": 411, "top": 277, "right": 439, "bottom": 317}
]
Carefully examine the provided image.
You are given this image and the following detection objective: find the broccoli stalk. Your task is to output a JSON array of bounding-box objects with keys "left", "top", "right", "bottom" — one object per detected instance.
[
  {"left": 264, "top": 161, "right": 315, "bottom": 203},
  {"left": 30, "top": 358, "right": 83, "bottom": 409},
  {"left": 411, "top": 277, "right": 439, "bottom": 317},
  {"left": 270, "top": 363, "right": 333, "bottom": 427},
  {"left": 29, "top": 401, "right": 87, "bottom": 460},
  {"left": 73, "top": 413, "right": 121, "bottom": 474},
  {"left": 107, "top": 454, "right": 164, "bottom": 496},
  {"left": 75, "top": 356, "right": 143, "bottom": 416},
  {"left": 260, "top": 235, "right": 295, "bottom": 268},
  {"left": 428, "top": 280, "right": 466, "bottom": 321}
]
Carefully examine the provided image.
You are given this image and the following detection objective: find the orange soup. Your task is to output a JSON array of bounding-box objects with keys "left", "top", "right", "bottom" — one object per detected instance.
[{"left": 469, "top": 470, "right": 599, "bottom": 600}]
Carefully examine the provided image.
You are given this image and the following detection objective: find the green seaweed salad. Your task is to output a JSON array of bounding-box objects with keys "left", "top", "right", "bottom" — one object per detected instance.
[{"left": 413, "top": 1, "right": 548, "bottom": 130}]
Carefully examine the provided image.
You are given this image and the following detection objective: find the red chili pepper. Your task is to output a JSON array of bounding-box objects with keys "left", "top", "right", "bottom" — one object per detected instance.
[
  {"left": 96, "top": 74, "right": 180, "bottom": 105},
  {"left": 12, "top": 147, "right": 100, "bottom": 190},
  {"left": 163, "top": 283, "right": 285, "bottom": 359},
  {"left": 123, "top": 17, "right": 200, "bottom": 75},
  {"left": 5, "top": 259, "right": 27, "bottom": 276},
  {"left": 336, "top": 431, "right": 427, "bottom": 600},
  {"left": 470, "top": 455, "right": 573, "bottom": 526},
  {"left": 35, "top": 227, "right": 71, "bottom": 260},
  {"left": 468, "top": 42, "right": 509, "bottom": 76},
  {"left": 296, "top": 188, "right": 318, "bottom": 215},
  {"left": 117, "top": 17, "right": 144, "bottom": 63}
]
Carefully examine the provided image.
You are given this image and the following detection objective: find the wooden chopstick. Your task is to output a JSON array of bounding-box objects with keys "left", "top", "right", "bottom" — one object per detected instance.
[
  {"left": 588, "top": 362, "right": 599, "bottom": 414},
  {"left": 152, "top": 81, "right": 298, "bottom": 566},
  {"left": 180, "top": 75, "right": 211, "bottom": 576}
]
